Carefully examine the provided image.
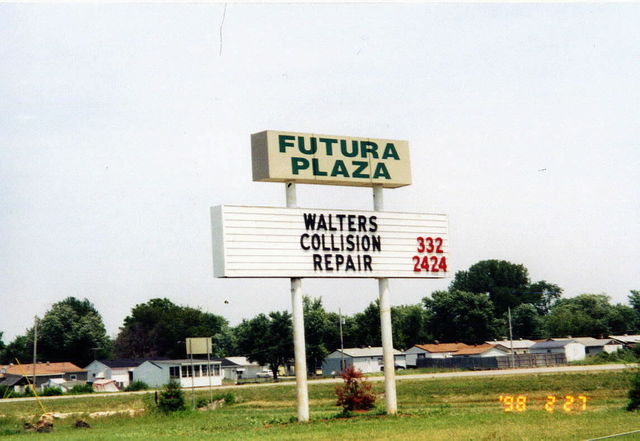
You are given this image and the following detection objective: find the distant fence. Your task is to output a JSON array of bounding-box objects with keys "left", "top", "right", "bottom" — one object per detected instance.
[{"left": 416, "top": 353, "right": 567, "bottom": 370}]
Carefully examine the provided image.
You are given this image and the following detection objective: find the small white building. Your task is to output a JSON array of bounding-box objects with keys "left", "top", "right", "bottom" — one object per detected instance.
[
  {"left": 43, "top": 378, "right": 86, "bottom": 393},
  {"left": 321, "top": 347, "right": 406, "bottom": 376},
  {"left": 223, "top": 356, "right": 270, "bottom": 381},
  {"left": 405, "top": 343, "right": 471, "bottom": 367},
  {"left": 529, "top": 340, "right": 586, "bottom": 362},
  {"left": 85, "top": 358, "right": 167, "bottom": 389},
  {"left": 133, "top": 359, "right": 223, "bottom": 388}
]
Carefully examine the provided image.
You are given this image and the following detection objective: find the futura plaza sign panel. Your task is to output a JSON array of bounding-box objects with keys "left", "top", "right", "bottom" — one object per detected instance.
[
  {"left": 251, "top": 130, "right": 412, "bottom": 188},
  {"left": 211, "top": 205, "right": 448, "bottom": 279}
]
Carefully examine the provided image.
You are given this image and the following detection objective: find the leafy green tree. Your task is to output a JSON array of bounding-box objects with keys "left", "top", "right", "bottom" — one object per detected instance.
[
  {"left": 345, "top": 301, "right": 381, "bottom": 348},
  {"left": 37, "top": 297, "right": 111, "bottom": 366},
  {"left": 235, "top": 311, "right": 293, "bottom": 380},
  {"left": 423, "top": 290, "right": 501, "bottom": 344},
  {"left": 544, "top": 294, "right": 634, "bottom": 337},
  {"left": 114, "top": 298, "right": 230, "bottom": 359},
  {"left": 629, "top": 290, "right": 640, "bottom": 311},
  {"left": 524, "top": 281, "right": 563, "bottom": 315},
  {"left": 628, "top": 290, "right": 640, "bottom": 327},
  {"left": 449, "top": 260, "right": 530, "bottom": 315},
  {"left": 0, "top": 331, "right": 5, "bottom": 363},
  {"left": 1, "top": 334, "right": 33, "bottom": 364},
  {"left": 213, "top": 327, "right": 238, "bottom": 358},
  {"left": 511, "top": 303, "right": 544, "bottom": 339},
  {"left": 391, "top": 304, "right": 431, "bottom": 350},
  {"left": 303, "top": 297, "right": 340, "bottom": 375},
  {"left": 607, "top": 304, "right": 639, "bottom": 335}
]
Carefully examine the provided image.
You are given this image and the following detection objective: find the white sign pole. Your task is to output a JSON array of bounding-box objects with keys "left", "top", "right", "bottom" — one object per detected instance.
[
  {"left": 286, "top": 182, "right": 310, "bottom": 422},
  {"left": 373, "top": 185, "right": 398, "bottom": 415}
]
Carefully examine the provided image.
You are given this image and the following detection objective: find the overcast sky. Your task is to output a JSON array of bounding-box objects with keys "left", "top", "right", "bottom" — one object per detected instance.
[{"left": 1, "top": 3, "right": 639, "bottom": 342}]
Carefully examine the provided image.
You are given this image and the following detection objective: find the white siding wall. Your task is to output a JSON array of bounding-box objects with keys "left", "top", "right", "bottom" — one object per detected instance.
[
  {"left": 405, "top": 347, "right": 425, "bottom": 367},
  {"left": 178, "top": 363, "right": 223, "bottom": 388},
  {"left": 479, "top": 348, "right": 508, "bottom": 358},
  {"left": 530, "top": 344, "right": 586, "bottom": 362},
  {"left": 225, "top": 364, "right": 264, "bottom": 381},
  {"left": 565, "top": 343, "right": 586, "bottom": 362},
  {"left": 84, "top": 361, "right": 111, "bottom": 383},
  {"left": 111, "top": 368, "right": 131, "bottom": 388},
  {"left": 603, "top": 343, "right": 623, "bottom": 354},
  {"left": 133, "top": 362, "right": 168, "bottom": 387}
]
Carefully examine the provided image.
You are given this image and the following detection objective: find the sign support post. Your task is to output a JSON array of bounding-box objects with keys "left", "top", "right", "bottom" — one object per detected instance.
[
  {"left": 189, "top": 342, "right": 195, "bottom": 408},
  {"left": 373, "top": 185, "right": 398, "bottom": 415},
  {"left": 286, "top": 182, "right": 310, "bottom": 422}
]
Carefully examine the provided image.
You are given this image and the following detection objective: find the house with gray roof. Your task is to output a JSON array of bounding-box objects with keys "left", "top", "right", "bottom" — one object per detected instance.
[
  {"left": 529, "top": 340, "right": 586, "bottom": 362},
  {"left": 84, "top": 358, "right": 169, "bottom": 389},
  {"left": 321, "top": 347, "right": 406, "bottom": 376},
  {"left": 550, "top": 337, "right": 623, "bottom": 357}
]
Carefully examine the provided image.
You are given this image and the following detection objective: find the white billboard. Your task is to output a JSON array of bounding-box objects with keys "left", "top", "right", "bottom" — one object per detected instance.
[
  {"left": 185, "top": 337, "right": 212, "bottom": 355},
  {"left": 211, "top": 205, "right": 449, "bottom": 279}
]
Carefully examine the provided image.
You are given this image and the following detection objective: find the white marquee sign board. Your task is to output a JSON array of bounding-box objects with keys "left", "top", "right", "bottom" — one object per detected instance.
[{"left": 211, "top": 205, "right": 449, "bottom": 279}]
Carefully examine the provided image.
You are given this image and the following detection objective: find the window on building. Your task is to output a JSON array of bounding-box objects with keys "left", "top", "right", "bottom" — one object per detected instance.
[
  {"left": 213, "top": 364, "right": 220, "bottom": 376},
  {"left": 194, "top": 365, "right": 201, "bottom": 377},
  {"left": 201, "top": 364, "right": 208, "bottom": 376},
  {"left": 170, "top": 366, "right": 179, "bottom": 379}
]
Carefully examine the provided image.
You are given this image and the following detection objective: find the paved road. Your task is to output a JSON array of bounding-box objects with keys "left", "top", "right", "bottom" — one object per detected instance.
[{"left": 1, "top": 363, "right": 634, "bottom": 404}]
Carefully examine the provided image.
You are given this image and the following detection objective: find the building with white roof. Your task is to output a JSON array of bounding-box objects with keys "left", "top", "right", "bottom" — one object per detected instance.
[
  {"left": 485, "top": 339, "right": 537, "bottom": 354},
  {"left": 610, "top": 335, "right": 640, "bottom": 347}
]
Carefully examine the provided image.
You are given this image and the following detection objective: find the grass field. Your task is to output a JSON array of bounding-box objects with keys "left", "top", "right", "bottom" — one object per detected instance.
[{"left": 1, "top": 369, "right": 639, "bottom": 440}]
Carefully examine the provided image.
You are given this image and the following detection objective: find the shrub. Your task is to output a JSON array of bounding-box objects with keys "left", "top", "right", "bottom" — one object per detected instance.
[
  {"left": 157, "top": 380, "right": 186, "bottom": 413},
  {"left": 627, "top": 369, "right": 640, "bottom": 411},
  {"left": 195, "top": 397, "right": 210, "bottom": 409},
  {"left": 335, "top": 365, "right": 376, "bottom": 413},
  {"left": 0, "top": 385, "right": 16, "bottom": 399},
  {"left": 125, "top": 381, "right": 149, "bottom": 392},
  {"left": 69, "top": 384, "right": 94, "bottom": 395},
  {"left": 42, "top": 386, "right": 63, "bottom": 396},
  {"left": 195, "top": 392, "right": 236, "bottom": 409},
  {"left": 221, "top": 391, "right": 236, "bottom": 405}
]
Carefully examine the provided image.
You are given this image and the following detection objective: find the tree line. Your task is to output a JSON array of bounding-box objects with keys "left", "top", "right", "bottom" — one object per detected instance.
[{"left": 1, "top": 260, "right": 638, "bottom": 378}]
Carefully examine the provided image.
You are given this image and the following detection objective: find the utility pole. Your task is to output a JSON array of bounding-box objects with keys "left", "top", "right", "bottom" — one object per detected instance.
[
  {"left": 508, "top": 307, "right": 515, "bottom": 369},
  {"left": 32, "top": 316, "right": 39, "bottom": 391},
  {"left": 338, "top": 308, "right": 345, "bottom": 372}
]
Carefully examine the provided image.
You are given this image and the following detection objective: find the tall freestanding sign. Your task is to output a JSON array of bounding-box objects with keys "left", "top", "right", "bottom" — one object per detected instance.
[{"left": 212, "top": 130, "right": 449, "bottom": 421}]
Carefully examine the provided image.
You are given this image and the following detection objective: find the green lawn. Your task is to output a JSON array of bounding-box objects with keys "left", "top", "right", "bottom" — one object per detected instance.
[{"left": 1, "top": 369, "right": 639, "bottom": 440}]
